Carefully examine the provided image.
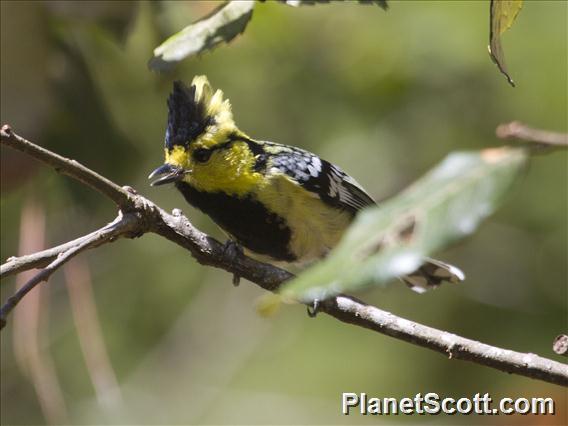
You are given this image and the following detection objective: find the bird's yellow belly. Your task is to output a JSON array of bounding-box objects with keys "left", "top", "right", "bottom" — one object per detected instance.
[{"left": 255, "top": 175, "right": 353, "bottom": 267}]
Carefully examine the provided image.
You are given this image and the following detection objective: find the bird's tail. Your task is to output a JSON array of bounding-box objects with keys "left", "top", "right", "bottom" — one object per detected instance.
[{"left": 401, "top": 258, "right": 465, "bottom": 293}]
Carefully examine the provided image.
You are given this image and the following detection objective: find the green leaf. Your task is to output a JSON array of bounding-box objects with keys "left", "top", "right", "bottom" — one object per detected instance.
[
  {"left": 279, "top": 147, "right": 528, "bottom": 302},
  {"left": 149, "top": 1, "right": 255, "bottom": 72},
  {"left": 489, "top": 0, "right": 523, "bottom": 87},
  {"left": 280, "top": 0, "right": 388, "bottom": 10}
]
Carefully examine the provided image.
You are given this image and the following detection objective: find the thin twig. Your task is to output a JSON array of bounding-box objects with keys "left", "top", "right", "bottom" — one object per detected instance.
[
  {"left": 0, "top": 214, "right": 137, "bottom": 328},
  {"left": 1, "top": 125, "right": 567, "bottom": 387},
  {"left": 496, "top": 121, "right": 568, "bottom": 147},
  {"left": 0, "top": 125, "right": 133, "bottom": 209},
  {"left": 2, "top": 228, "right": 113, "bottom": 279}
]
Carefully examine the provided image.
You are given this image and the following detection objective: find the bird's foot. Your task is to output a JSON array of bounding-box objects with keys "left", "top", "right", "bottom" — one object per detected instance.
[
  {"left": 307, "top": 299, "right": 320, "bottom": 318},
  {"left": 223, "top": 240, "right": 243, "bottom": 287}
]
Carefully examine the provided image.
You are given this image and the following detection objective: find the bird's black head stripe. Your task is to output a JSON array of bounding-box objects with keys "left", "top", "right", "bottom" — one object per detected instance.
[{"left": 165, "top": 81, "right": 213, "bottom": 150}]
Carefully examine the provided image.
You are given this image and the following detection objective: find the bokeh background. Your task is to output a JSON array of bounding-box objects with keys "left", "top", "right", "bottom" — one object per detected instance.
[{"left": 1, "top": 1, "right": 566, "bottom": 424}]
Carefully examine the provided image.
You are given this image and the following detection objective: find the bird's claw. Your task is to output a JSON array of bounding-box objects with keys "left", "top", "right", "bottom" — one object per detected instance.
[
  {"left": 232, "top": 274, "right": 241, "bottom": 287},
  {"left": 224, "top": 240, "right": 243, "bottom": 287},
  {"left": 307, "top": 299, "right": 320, "bottom": 318}
]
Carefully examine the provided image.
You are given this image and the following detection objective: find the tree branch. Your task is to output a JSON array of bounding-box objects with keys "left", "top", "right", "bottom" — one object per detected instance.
[
  {"left": 321, "top": 296, "right": 567, "bottom": 386},
  {"left": 0, "top": 125, "right": 133, "bottom": 209},
  {"left": 2, "top": 227, "right": 123, "bottom": 278},
  {"left": 0, "top": 213, "right": 139, "bottom": 328},
  {"left": 496, "top": 121, "right": 568, "bottom": 148},
  {"left": 1, "top": 125, "right": 566, "bottom": 387}
]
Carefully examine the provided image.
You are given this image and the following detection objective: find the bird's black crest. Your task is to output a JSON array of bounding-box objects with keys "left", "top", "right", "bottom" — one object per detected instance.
[{"left": 165, "top": 81, "right": 211, "bottom": 150}]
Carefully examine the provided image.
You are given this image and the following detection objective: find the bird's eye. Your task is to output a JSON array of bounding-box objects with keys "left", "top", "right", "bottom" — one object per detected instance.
[{"left": 193, "top": 148, "right": 212, "bottom": 163}]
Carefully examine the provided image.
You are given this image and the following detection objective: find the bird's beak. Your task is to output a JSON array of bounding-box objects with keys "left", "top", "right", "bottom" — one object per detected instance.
[{"left": 148, "top": 163, "right": 186, "bottom": 186}]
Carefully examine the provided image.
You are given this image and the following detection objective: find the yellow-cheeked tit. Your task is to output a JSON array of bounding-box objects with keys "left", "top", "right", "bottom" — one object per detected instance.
[{"left": 149, "top": 76, "right": 464, "bottom": 292}]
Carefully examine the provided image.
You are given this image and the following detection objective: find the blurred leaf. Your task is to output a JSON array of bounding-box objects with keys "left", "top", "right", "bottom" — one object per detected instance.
[
  {"left": 149, "top": 1, "right": 255, "bottom": 72},
  {"left": 255, "top": 293, "right": 282, "bottom": 317},
  {"left": 279, "top": 147, "right": 528, "bottom": 302},
  {"left": 489, "top": 0, "right": 523, "bottom": 87},
  {"left": 279, "top": 0, "right": 388, "bottom": 10},
  {"left": 63, "top": 2, "right": 162, "bottom": 151}
]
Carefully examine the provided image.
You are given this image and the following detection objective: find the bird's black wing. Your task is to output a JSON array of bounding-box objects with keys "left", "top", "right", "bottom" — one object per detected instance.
[{"left": 264, "top": 143, "right": 376, "bottom": 215}]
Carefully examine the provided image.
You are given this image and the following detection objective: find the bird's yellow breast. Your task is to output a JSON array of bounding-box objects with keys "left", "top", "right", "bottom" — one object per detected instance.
[{"left": 255, "top": 173, "right": 353, "bottom": 265}]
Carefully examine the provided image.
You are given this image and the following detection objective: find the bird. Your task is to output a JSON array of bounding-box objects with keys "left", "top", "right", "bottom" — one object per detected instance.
[{"left": 149, "top": 76, "right": 464, "bottom": 295}]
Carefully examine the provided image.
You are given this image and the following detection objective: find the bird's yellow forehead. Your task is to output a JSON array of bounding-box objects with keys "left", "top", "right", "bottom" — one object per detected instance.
[{"left": 165, "top": 145, "right": 190, "bottom": 168}]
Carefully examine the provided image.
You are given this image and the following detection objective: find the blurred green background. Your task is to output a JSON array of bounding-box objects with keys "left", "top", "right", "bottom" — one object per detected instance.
[{"left": 1, "top": 1, "right": 566, "bottom": 424}]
